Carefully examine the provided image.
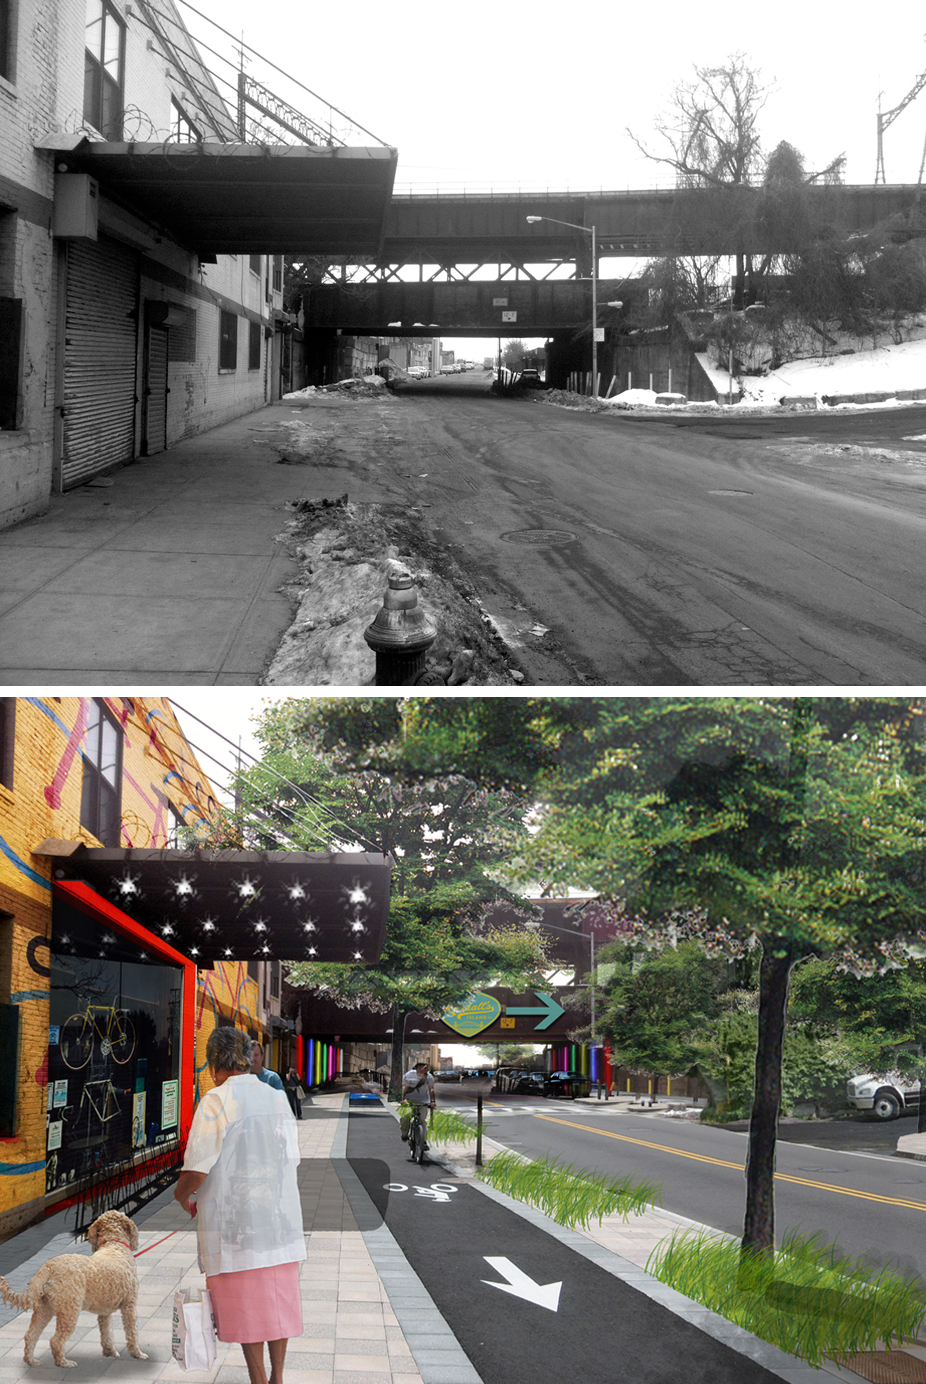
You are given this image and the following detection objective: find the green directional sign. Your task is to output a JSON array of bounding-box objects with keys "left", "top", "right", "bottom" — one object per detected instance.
[
  {"left": 505, "top": 992, "right": 566, "bottom": 1031},
  {"left": 441, "top": 992, "right": 502, "bottom": 1038}
]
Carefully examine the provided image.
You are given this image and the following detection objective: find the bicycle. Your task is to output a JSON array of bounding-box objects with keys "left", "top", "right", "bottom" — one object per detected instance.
[
  {"left": 60, "top": 1004, "right": 136, "bottom": 1069},
  {"left": 407, "top": 1104, "right": 431, "bottom": 1165}
]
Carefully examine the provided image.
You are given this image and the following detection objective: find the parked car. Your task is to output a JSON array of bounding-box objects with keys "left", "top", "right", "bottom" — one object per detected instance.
[
  {"left": 518, "top": 369, "right": 546, "bottom": 388},
  {"left": 543, "top": 1070, "right": 591, "bottom": 1100},
  {"left": 437, "top": 1068, "right": 462, "bottom": 1082},
  {"left": 514, "top": 1072, "right": 545, "bottom": 1094},
  {"left": 847, "top": 1072, "right": 920, "bottom": 1120}
]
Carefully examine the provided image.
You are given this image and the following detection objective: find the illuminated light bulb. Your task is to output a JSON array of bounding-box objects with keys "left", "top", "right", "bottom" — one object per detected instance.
[{"left": 287, "top": 883, "right": 306, "bottom": 901}]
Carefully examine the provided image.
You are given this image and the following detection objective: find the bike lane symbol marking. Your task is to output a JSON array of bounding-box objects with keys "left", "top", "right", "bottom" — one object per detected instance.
[{"left": 383, "top": 1182, "right": 459, "bottom": 1201}]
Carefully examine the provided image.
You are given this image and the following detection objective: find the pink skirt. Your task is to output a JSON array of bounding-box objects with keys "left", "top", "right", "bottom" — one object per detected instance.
[{"left": 206, "top": 1260, "right": 303, "bottom": 1343}]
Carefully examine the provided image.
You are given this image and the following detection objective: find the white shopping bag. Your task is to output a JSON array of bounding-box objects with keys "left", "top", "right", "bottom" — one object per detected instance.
[{"left": 171, "top": 1287, "right": 217, "bottom": 1370}]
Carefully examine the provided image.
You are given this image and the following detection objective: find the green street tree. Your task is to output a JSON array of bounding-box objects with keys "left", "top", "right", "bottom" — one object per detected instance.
[
  {"left": 226, "top": 698, "right": 550, "bottom": 1097},
  {"left": 325, "top": 695, "right": 926, "bottom": 1260},
  {"left": 789, "top": 954, "right": 926, "bottom": 1129},
  {"left": 594, "top": 940, "right": 737, "bottom": 1096}
]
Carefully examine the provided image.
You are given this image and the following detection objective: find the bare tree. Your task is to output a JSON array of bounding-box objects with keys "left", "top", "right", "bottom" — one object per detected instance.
[{"left": 630, "top": 59, "right": 842, "bottom": 307}]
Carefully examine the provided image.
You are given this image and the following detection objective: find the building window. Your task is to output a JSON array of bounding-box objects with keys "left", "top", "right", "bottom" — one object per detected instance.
[
  {"left": 270, "top": 963, "right": 280, "bottom": 999},
  {"left": 0, "top": 0, "right": 15, "bottom": 83},
  {"left": 170, "top": 97, "right": 202, "bottom": 143},
  {"left": 80, "top": 699, "right": 122, "bottom": 847},
  {"left": 249, "top": 254, "right": 262, "bottom": 276},
  {"left": 0, "top": 698, "right": 13, "bottom": 790},
  {"left": 272, "top": 257, "right": 283, "bottom": 293},
  {"left": 218, "top": 310, "right": 237, "bottom": 371},
  {"left": 248, "top": 320, "right": 261, "bottom": 370},
  {"left": 83, "top": 0, "right": 125, "bottom": 140},
  {"left": 0, "top": 999, "right": 19, "bottom": 1137}
]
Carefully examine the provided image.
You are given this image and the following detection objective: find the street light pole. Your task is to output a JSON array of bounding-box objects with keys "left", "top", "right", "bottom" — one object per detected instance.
[
  {"left": 526, "top": 214, "right": 599, "bottom": 397},
  {"left": 526, "top": 917, "right": 602, "bottom": 1094},
  {"left": 590, "top": 223, "right": 597, "bottom": 400}
]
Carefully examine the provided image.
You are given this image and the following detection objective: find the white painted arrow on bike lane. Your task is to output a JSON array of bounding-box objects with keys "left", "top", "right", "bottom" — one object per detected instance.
[{"left": 481, "top": 1256, "right": 562, "bottom": 1311}]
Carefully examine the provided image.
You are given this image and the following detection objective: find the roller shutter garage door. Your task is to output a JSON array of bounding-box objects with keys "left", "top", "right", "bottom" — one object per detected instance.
[{"left": 62, "top": 237, "right": 139, "bottom": 489}]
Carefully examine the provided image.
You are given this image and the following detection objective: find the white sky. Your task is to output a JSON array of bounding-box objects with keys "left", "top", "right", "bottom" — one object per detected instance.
[
  {"left": 176, "top": 1, "right": 926, "bottom": 370},
  {"left": 181, "top": 0, "right": 926, "bottom": 194}
]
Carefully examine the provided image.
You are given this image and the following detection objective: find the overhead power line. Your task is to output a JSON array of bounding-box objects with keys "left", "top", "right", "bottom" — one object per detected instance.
[
  {"left": 170, "top": 700, "right": 383, "bottom": 854},
  {"left": 152, "top": 0, "right": 392, "bottom": 147}
]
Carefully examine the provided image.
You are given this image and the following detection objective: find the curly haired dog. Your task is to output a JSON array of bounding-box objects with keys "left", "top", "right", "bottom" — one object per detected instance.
[{"left": 0, "top": 1210, "right": 148, "bottom": 1368}]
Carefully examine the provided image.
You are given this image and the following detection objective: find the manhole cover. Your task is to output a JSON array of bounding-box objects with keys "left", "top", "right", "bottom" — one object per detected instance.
[
  {"left": 708, "top": 489, "right": 754, "bottom": 496},
  {"left": 838, "top": 1352, "right": 926, "bottom": 1383},
  {"left": 500, "top": 529, "right": 577, "bottom": 546}
]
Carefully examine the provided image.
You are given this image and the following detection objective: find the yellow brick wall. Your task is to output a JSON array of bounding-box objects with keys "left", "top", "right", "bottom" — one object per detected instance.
[
  {"left": 0, "top": 696, "right": 226, "bottom": 1234},
  {"left": 194, "top": 962, "right": 261, "bottom": 1102}
]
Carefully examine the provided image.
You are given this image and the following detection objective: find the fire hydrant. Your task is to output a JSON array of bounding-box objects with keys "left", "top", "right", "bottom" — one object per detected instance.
[{"left": 363, "top": 572, "right": 437, "bottom": 685}]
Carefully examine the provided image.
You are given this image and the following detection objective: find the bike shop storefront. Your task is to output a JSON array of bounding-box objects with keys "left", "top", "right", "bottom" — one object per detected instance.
[
  {"left": 40, "top": 844, "right": 392, "bottom": 1219},
  {"left": 47, "top": 883, "right": 195, "bottom": 1207}
]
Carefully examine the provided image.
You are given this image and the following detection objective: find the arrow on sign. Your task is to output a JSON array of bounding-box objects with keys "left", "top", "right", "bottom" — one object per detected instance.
[
  {"left": 504, "top": 991, "right": 566, "bottom": 1031},
  {"left": 481, "top": 1257, "right": 562, "bottom": 1312}
]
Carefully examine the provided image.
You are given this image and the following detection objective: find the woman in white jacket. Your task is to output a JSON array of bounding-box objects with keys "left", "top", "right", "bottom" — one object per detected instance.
[{"left": 175, "top": 1027, "right": 306, "bottom": 1384}]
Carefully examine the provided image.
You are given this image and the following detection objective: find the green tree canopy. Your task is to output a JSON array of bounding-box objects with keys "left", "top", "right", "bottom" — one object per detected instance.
[
  {"left": 333, "top": 695, "right": 926, "bottom": 1255},
  {"left": 227, "top": 698, "right": 550, "bottom": 1094}
]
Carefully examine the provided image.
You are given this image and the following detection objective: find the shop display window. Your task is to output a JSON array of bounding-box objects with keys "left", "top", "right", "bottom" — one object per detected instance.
[{"left": 46, "top": 900, "right": 182, "bottom": 1193}]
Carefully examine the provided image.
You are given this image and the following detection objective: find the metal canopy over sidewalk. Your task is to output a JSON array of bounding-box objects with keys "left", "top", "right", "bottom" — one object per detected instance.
[
  {"left": 37, "top": 843, "right": 391, "bottom": 964},
  {"left": 39, "top": 136, "right": 398, "bottom": 256}
]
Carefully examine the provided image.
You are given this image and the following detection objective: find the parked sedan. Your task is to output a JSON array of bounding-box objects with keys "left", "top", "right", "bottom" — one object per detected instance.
[
  {"left": 543, "top": 1070, "right": 591, "bottom": 1099},
  {"left": 514, "top": 1072, "right": 545, "bottom": 1094},
  {"left": 436, "top": 1068, "right": 462, "bottom": 1082}
]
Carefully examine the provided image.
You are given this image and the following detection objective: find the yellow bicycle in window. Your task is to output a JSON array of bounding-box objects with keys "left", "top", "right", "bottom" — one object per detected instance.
[{"left": 59, "top": 1004, "right": 136, "bottom": 1070}]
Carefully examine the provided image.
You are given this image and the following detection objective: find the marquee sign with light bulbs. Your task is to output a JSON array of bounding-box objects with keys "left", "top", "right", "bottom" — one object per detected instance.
[{"left": 37, "top": 841, "right": 392, "bottom": 965}]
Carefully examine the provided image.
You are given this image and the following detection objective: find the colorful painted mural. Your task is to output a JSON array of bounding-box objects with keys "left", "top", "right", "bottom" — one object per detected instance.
[{"left": 0, "top": 697, "right": 262, "bottom": 1238}]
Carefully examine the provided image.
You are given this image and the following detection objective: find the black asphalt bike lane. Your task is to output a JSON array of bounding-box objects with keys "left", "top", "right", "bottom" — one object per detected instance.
[{"left": 346, "top": 1106, "right": 786, "bottom": 1384}]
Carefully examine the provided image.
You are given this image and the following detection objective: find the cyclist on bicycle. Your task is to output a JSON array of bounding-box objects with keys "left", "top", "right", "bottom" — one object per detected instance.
[{"left": 400, "top": 1062, "right": 435, "bottom": 1145}]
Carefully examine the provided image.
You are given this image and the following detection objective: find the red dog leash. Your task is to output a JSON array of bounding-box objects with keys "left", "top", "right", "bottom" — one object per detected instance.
[{"left": 132, "top": 1230, "right": 179, "bottom": 1258}]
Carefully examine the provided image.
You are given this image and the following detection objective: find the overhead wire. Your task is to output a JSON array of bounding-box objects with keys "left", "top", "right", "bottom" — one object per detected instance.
[
  {"left": 170, "top": 700, "right": 383, "bottom": 855},
  {"left": 141, "top": 0, "right": 391, "bottom": 147}
]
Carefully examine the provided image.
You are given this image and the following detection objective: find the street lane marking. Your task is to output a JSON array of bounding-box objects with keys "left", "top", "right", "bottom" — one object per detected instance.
[
  {"left": 482, "top": 1256, "right": 562, "bottom": 1311},
  {"left": 532, "top": 1114, "right": 926, "bottom": 1212}
]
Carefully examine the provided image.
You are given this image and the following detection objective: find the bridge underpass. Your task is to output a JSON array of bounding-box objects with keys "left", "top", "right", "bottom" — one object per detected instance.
[{"left": 301, "top": 277, "right": 631, "bottom": 390}]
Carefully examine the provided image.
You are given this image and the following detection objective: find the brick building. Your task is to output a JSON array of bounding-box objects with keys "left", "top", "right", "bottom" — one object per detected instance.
[
  {"left": 0, "top": 0, "right": 396, "bottom": 531},
  {"left": 0, "top": 696, "right": 392, "bottom": 1236}
]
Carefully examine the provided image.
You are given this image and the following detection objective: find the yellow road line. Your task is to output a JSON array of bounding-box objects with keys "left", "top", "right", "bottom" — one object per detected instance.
[{"left": 532, "top": 1113, "right": 926, "bottom": 1213}]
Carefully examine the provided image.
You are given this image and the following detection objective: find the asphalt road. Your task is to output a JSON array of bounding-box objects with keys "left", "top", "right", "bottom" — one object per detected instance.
[
  {"left": 347, "top": 1104, "right": 786, "bottom": 1384},
  {"left": 444, "top": 1092, "right": 926, "bottom": 1286},
  {"left": 380, "top": 373, "right": 926, "bottom": 684}
]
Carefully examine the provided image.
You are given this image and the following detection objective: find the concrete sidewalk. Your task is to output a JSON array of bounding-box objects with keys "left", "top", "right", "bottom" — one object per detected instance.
[
  {"left": 0, "top": 1096, "right": 427, "bottom": 1384},
  {"left": 0, "top": 406, "right": 322, "bottom": 685}
]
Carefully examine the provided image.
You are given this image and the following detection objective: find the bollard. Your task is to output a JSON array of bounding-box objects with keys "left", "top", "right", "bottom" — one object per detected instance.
[{"left": 363, "top": 573, "right": 437, "bottom": 685}]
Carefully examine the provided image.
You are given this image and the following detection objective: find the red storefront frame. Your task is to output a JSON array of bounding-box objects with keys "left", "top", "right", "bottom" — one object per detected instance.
[{"left": 53, "top": 879, "right": 197, "bottom": 1140}]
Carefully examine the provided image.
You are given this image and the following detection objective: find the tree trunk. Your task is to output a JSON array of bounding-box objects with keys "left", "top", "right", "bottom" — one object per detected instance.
[
  {"left": 389, "top": 1005, "right": 409, "bottom": 1102},
  {"left": 742, "top": 941, "right": 795, "bottom": 1259}
]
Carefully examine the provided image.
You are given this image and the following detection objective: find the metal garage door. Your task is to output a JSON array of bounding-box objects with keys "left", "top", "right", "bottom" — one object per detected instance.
[{"left": 61, "top": 236, "right": 139, "bottom": 488}]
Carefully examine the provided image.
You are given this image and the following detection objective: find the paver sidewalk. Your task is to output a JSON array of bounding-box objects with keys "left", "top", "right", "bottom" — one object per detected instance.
[{"left": 0, "top": 1096, "right": 425, "bottom": 1384}]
